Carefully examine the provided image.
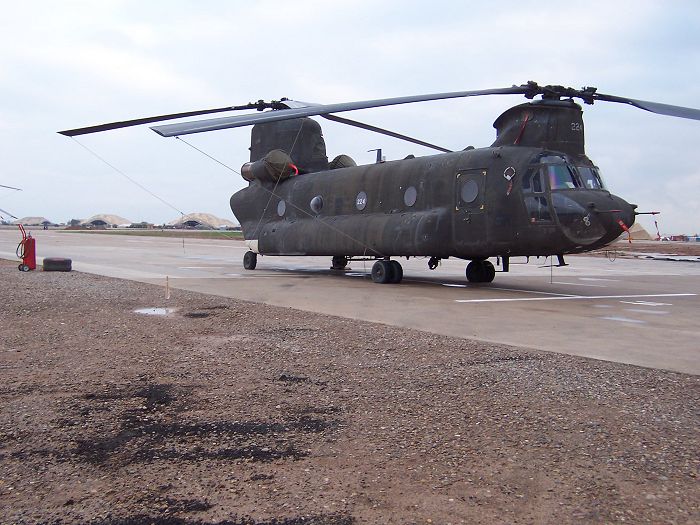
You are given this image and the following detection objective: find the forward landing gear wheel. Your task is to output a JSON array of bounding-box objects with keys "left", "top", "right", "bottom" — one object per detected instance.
[
  {"left": 243, "top": 251, "right": 257, "bottom": 270},
  {"left": 19, "top": 264, "right": 29, "bottom": 272},
  {"left": 389, "top": 260, "right": 403, "bottom": 283},
  {"left": 371, "top": 260, "right": 392, "bottom": 284},
  {"left": 331, "top": 256, "right": 348, "bottom": 270},
  {"left": 466, "top": 260, "right": 495, "bottom": 283}
]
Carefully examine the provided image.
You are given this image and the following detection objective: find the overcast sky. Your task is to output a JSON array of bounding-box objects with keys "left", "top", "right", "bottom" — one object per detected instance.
[{"left": 1, "top": 0, "right": 698, "bottom": 234}]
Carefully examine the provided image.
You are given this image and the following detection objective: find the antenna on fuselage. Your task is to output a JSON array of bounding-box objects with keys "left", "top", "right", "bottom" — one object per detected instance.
[{"left": 368, "top": 148, "right": 385, "bottom": 163}]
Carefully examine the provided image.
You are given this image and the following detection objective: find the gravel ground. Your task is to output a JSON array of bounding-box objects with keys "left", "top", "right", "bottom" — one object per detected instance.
[{"left": 0, "top": 259, "right": 698, "bottom": 525}]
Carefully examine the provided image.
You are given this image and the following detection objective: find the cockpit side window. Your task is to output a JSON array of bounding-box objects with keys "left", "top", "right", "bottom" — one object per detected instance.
[{"left": 523, "top": 168, "right": 544, "bottom": 193}]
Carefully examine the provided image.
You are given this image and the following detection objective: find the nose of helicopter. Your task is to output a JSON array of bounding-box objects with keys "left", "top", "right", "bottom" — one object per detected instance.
[
  {"left": 601, "top": 194, "right": 637, "bottom": 242},
  {"left": 551, "top": 191, "right": 636, "bottom": 248}
]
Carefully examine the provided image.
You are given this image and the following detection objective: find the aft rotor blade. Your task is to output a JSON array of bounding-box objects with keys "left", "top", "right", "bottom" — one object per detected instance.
[
  {"left": 321, "top": 114, "right": 452, "bottom": 153},
  {"left": 594, "top": 93, "right": 700, "bottom": 121},
  {"left": 151, "top": 86, "right": 528, "bottom": 137},
  {"left": 58, "top": 103, "right": 272, "bottom": 137},
  {"left": 0, "top": 184, "right": 22, "bottom": 191}
]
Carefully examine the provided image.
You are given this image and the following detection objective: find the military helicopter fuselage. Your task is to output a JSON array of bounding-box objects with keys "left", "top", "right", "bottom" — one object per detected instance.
[
  {"left": 59, "top": 81, "right": 698, "bottom": 284},
  {"left": 230, "top": 98, "right": 636, "bottom": 281}
]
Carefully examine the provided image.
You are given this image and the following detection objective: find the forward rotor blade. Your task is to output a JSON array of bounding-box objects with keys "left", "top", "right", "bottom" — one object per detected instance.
[
  {"left": 151, "top": 86, "right": 528, "bottom": 137},
  {"left": 58, "top": 103, "right": 272, "bottom": 137},
  {"left": 594, "top": 93, "right": 700, "bottom": 120},
  {"left": 0, "top": 184, "right": 22, "bottom": 191},
  {"left": 321, "top": 114, "right": 452, "bottom": 153},
  {"left": 0, "top": 207, "right": 18, "bottom": 220}
]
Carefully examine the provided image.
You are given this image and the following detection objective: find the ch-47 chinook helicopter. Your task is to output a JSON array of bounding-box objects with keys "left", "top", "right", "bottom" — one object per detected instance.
[{"left": 59, "top": 81, "right": 700, "bottom": 284}]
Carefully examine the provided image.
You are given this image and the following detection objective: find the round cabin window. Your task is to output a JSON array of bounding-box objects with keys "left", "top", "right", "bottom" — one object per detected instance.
[
  {"left": 356, "top": 191, "right": 367, "bottom": 211},
  {"left": 310, "top": 195, "right": 323, "bottom": 214},
  {"left": 461, "top": 180, "right": 479, "bottom": 203},
  {"left": 404, "top": 186, "right": 417, "bottom": 207},
  {"left": 277, "top": 200, "right": 286, "bottom": 217}
]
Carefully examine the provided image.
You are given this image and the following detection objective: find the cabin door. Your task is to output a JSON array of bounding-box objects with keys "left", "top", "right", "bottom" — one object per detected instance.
[{"left": 453, "top": 168, "right": 487, "bottom": 251}]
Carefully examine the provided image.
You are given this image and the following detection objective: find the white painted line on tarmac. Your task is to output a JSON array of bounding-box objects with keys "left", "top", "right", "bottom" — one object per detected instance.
[
  {"left": 551, "top": 281, "right": 606, "bottom": 288},
  {"left": 237, "top": 273, "right": 318, "bottom": 279},
  {"left": 488, "top": 287, "right": 577, "bottom": 297},
  {"left": 619, "top": 300, "right": 672, "bottom": 307},
  {"left": 455, "top": 293, "right": 696, "bottom": 304},
  {"left": 624, "top": 309, "right": 670, "bottom": 315},
  {"left": 579, "top": 277, "right": 620, "bottom": 282},
  {"left": 601, "top": 316, "right": 646, "bottom": 324}
]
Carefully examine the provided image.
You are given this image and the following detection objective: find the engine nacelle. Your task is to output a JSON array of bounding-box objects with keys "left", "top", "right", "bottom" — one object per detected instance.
[{"left": 241, "top": 149, "right": 297, "bottom": 183}]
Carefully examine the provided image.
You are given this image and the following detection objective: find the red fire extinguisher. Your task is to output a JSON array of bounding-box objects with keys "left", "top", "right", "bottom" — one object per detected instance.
[{"left": 17, "top": 224, "right": 36, "bottom": 272}]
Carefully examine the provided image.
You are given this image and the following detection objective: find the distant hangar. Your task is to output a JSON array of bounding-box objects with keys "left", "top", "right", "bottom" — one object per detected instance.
[
  {"left": 12, "top": 216, "right": 55, "bottom": 226},
  {"left": 81, "top": 214, "right": 132, "bottom": 228},
  {"left": 168, "top": 213, "right": 238, "bottom": 229}
]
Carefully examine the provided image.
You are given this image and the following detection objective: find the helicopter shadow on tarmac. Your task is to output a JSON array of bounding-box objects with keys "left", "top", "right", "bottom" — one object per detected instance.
[{"left": 237, "top": 260, "right": 572, "bottom": 298}]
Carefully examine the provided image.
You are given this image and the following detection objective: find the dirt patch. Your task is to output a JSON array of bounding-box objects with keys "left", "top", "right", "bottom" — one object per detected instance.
[{"left": 0, "top": 260, "right": 698, "bottom": 524}]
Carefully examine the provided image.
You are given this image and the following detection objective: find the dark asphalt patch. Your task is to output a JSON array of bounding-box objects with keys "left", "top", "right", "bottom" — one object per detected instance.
[
  {"left": 83, "top": 514, "right": 354, "bottom": 525},
  {"left": 71, "top": 384, "right": 339, "bottom": 466},
  {"left": 184, "top": 312, "right": 210, "bottom": 318},
  {"left": 163, "top": 497, "right": 212, "bottom": 512},
  {"left": 277, "top": 374, "right": 310, "bottom": 383},
  {"left": 134, "top": 384, "right": 176, "bottom": 408}
]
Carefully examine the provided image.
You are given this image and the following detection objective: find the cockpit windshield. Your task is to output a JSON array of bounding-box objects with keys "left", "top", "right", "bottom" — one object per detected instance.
[
  {"left": 577, "top": 166, "right": 605, "bottom": 189},
  {"left": 539, "top": 156, "right": 578, "bottom": 190},
  {"left": 544, "top": 164, "right": 578, "bottom": 189},
  {"left": 533, "top": 155, "right": 606, "bottom": 191}
]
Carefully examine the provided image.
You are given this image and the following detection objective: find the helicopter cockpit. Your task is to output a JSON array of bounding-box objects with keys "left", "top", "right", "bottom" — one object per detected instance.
[
  {"left": 528, "top": 154, "right": 606, "bottom": 191},
  {"left": 522, "top": 153, "right": 631, "bottom": 247}
]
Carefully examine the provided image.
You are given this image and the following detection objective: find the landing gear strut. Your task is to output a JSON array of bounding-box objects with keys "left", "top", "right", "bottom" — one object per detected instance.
[{"left": 466, "top": 260, "right": 495, "bottom": 283}]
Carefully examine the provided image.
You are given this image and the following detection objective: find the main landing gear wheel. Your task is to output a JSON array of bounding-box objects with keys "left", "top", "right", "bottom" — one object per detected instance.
[
  {"left": 243, "top": 251, "right": 257, "bottom": 270},
  {"left": 371, "top": 260, "right": 391, "bottom": 284},
  {"left": 389, "top": 260, "right": 403, "bottom": 283},
  {"left": 371, "top": 260, "right": 403, "bottom": 284},
  {"left": 466, "top": 260, "right": 495, "bottom": 283},
  {"left": 18, "top": 264, "right": 30, "bottom": 272},
  {"left": 331, "top": 256, "right": 349, "bottom": 270}
]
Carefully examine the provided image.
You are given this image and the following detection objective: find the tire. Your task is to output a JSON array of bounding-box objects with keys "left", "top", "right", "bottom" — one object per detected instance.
[
  {"left": 371, "top": 260, "right": 392, "bottom": 284},
  {"left": 43, "top": 258, "right": 72, "bottom": 272},
  {"left": 482, "top": 260, "right": 496, "bottom": 283},
  {"left": 331, "top": 256, "right": 348, "bottom": 270},
  {"left": 19, "top": 264, "right": 30, "bottom": 272},
  {"left": 389, "top": 260, "right": 403, "bottom": 283},
  {"left": 243, "top": 251, "right": 257, "bottom": 270},
  {"left": 466, "top": 261, "right": 484, "bottom": 283},
  {"left": 466, "top": 260, "right": 495, "bottom": 283}
]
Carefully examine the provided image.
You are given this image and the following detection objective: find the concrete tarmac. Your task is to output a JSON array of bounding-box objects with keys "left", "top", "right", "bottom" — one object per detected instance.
[{"left": 2, "top": 228, "right": 699, "bottom": 374}]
